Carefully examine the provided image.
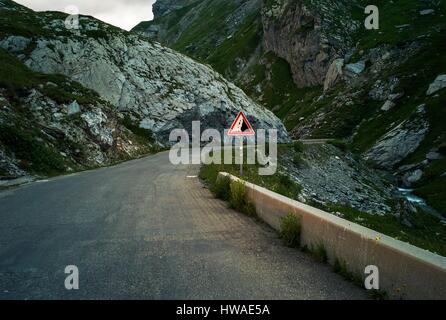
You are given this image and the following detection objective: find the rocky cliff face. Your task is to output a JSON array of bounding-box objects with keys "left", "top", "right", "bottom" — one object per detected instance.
[
  {"left": 261, "top": 0, "right": 357, "bottom": 88},
  {"left": 0, "top": 0, "right": 289, "bottom": 179}
]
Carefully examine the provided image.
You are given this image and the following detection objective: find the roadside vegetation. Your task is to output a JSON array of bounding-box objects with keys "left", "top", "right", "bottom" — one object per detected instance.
[
  {"left": 279, "top": 213, "right": 301, "bottom": 248},
  {"left": 199, "top": 143, "right": 446, "bottom": 257}
]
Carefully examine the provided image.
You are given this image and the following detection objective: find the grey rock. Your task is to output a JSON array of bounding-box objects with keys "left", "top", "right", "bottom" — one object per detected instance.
[
  {"left": 345, "top": 61, "right": 366, "bottom": 75},
  {"left": 426, "top": 151, "right": 442, "bottom": 161},
  {"left": 0, "top": 35, "right": 31, "bottom": 53},
  {"left": 402, "top": 169, "right": 423, "bottom": 187},
  {"left": 364, "top": 113, "right": 429, "bottom": 169},
  {"left": 323, "top": 58, "right": 344, "bottom": 91},
  {"left": 65, "top": 100, "right": 81, "bottom": 115},
  {"left": 381, "top": 100, "right": 396, "bottom": 112},
  {"left": 81, "top": 110, "right": 114, "bottom": 147},
  {"left": 10, "top": 29, "right": 288, "bottom": 142},
  {"left": 388, "top": 92, "right": 404, "bottom": 101},
  {"left": 419, "top": 9, "right": 435, "bottom": 15},
  {"left": 284, "top": 144, "right": 393, "bottom": 214},
  {"left": 426, "top": 75, "right": 446, "bottom": 95}
]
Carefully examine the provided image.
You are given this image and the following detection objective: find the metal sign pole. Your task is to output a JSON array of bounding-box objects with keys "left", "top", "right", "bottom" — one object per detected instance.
[{"left": 240, "top": 137, "right": 243, "bottom": 177}]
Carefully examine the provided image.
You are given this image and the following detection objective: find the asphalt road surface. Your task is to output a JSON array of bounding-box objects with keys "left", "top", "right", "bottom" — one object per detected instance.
[{"left": 0, "top": 152, "right": 367, "bottom": 299}]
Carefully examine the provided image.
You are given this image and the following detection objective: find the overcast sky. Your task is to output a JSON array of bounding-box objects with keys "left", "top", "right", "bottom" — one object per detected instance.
[{"left": 15, "top": 0, "right": 155, "bottom": 31}]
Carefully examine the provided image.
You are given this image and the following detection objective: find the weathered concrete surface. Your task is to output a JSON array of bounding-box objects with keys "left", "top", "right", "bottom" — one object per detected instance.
[
  {"left": 220, "top": 173, "right": 446, "bottom": 300},
  {"left": 0, "top": 152, "right": 366, "bottom": 299}
]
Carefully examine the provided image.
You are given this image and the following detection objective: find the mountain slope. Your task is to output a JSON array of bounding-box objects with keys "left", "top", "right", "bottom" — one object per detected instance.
[
  {"left": 0, "top": 47, "right": 155, "bottom": 179},
  {"left": 134, "top": 0, "right": 446, "bottom": 215},
  {"left": 0, "top": 0, "right": 289, "bottom": 179}
]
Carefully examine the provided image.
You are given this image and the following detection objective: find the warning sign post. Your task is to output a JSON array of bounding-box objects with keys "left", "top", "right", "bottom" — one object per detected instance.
[{"left": 227, "top": 112, "right": 255, "bottom": 176}]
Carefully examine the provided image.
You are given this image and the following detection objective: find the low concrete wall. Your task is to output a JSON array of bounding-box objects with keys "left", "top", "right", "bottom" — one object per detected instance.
[{"left": 218, "top": 172, "right": 446, "bottom": 300}]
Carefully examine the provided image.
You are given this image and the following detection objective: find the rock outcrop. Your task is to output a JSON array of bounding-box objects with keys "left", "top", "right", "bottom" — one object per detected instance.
[
  {"left": 364, "top": 107, "right": 430, "bottom": 170},
  {"left": 323, "top": 58, "right": 344, "bottom": 91},
  {"left": 427, "top": 74, "right": 446, "bottom": 96},
  {"left": 261, "top": 0, "right": 358, "bottom": 87}
]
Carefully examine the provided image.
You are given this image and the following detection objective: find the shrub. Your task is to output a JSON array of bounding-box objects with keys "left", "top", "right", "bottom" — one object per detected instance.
[
  {"left": 280, "top": 213, "right": 301, "bottom": 248},
  {"left": 278, "top": 173, "right": 293, "bottom": 188},
  {"left": 293, "top": 141, "right": 304, "bottom": 153},
  {"left": 333, "top": 258, "right": 363, "bottom": 287},
  {"left": 0, "top": 125, "right": 66, "bottom": 175},
  {"left": 292, "top": 154, "right": 304, "bottom": 168},
  {"left": 228, "top": 179, "right": 257, "bottom": 217},
  {"left": 328, "top": 139, "right": 348, "bottom": 152},
  {"left": 211, "top": 175, "right": 231, "bottom": 201},
  {"left": 313, "top": 243, "right": 328, "bottom": 263},
  {"left": 243, "top": 201, "right": 257, "bottom": 218},
  {"left": 229, "top": 180, "right": 247, "bottom": 211},
  {"left": 120, "top": 115, "right": 154, "bottom": 143}
]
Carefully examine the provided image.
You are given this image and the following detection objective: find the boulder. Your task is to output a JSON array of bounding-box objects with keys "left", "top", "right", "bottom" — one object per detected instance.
[
  {"left": 323, "top": 58, "right": 344, "bottom": 91},
  {"left": 364, "top": 111, "right": 429, "bottom": 169},
  {"left": 65, "top": 101, "right": 81, "bottom": 115},
  {"left": 345, "top": 61, "right": 366, "bottom": 75},
  {"left": 419, "top": 9, "right": 435, "bottom": 15},
  {"left": 426, "top": 75, "right": 446, "bottom": 95},
  {"left": 426, "top": 151, "right": 442, "bottom": 161},
  {"left": 402, "top": 169, "right": 423, "bottom": 187},
  {"left": 381, "top": 100, "right": 396, "bottom": 112}
]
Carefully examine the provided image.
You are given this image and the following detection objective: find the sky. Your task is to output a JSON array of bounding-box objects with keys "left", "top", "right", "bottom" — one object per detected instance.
[{"left": 14, "top": 0, "right": 156, "bottom": 31}]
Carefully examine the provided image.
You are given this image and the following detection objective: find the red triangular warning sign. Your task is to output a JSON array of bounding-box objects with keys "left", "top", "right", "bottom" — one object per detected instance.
[{"left": 227, "top": 112, "right": 255, "bottom": 136}]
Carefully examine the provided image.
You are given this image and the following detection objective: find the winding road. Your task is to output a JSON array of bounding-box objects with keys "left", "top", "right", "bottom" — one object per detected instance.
[{"left": 0, "top": 151, "right": 366, "bottom": 299}]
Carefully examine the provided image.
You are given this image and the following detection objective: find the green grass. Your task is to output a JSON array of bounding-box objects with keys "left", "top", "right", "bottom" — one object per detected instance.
[
  {"left": 351, "top": 34, "right": 446, "bottom": 155},
  {"left": 332, "top": 257, "right": 364, "bottom": 288},
  {"left": 312, "top": 243, "right": 328, "bottom": 263},
  {"left": 280, "top": 213, "right": 301, "bottom": 248},
  {"left": 353, "top": 0, "right": 446, "bottom": 52},
  {"left": 211, "top": 175, "right": 231, "bottom": 201},
  {"left": 206, "top": 12, "right": 262, "bottom": 77},
  {"left": 199, "top": 157, "right": 302, "bottom": 201},
  {"left": 328, "top": 139, "right": 349, "bottom": 152},
  {"left": 293, "top": 141, "right": 304, "bottom": 153},
  {"left": 172, "top": 0, "right": 240, "bottom": 59},
  {"left": 0, "top": 125, "right": 66, "bottom": 175},
  {"left": 414, "top": 177, "right": 446, "bottom": 215},
  {"left": 202, "top": 171, "right": 257, "bottom": 218},
  {"left": 120, "top": 115, "right": 154, "bottom": 145},
  {"left": 228, "top": 179, "right": 257, "bottom": 217}
]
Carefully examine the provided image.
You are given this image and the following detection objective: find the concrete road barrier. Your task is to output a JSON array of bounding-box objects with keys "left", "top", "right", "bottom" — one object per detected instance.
[{"left": 218, "top": 172, "right": 446, "bottom": 300}]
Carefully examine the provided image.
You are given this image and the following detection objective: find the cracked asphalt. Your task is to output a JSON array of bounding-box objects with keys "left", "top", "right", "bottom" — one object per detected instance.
[{"left": 0, "top": 151, "right": 367, "bottom": 299}]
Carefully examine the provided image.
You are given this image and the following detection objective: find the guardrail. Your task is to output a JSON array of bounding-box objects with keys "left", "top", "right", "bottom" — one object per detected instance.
[{"left": 218, "top": 172, "right": 446, "bottom": 300}]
